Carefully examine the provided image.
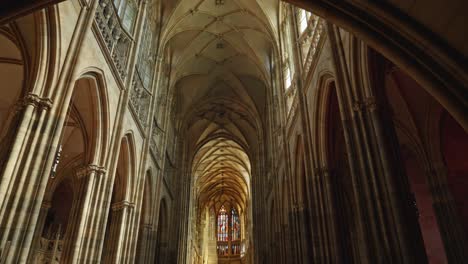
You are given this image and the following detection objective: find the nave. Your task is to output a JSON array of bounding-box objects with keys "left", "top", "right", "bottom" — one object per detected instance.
[{"left": 0, "top": 0, "right": 467, "bottom": 263}]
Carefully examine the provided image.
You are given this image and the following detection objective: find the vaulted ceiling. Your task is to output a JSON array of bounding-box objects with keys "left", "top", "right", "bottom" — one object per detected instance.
[{"left": 159, "top": 0, "right": 280, "bottom": 212}]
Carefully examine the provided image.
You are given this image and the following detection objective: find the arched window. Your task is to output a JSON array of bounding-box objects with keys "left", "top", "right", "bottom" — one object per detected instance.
[
  {"left": 231, "top": 208, "right": 240, "bottom": 241},
  {"left": 216, "top": 205, "right": 241, "bottom": 256},
  {"left": 217, "top": 205, "right": 228, "bottom": 241}
]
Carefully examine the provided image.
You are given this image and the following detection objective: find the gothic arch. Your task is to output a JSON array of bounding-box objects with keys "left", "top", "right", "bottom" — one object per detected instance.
[
  {"left": 28, "top": 70, "right": 111, "bottom": 262},
  {"left": 72, "top": 69, "right": 110, "bottom": 165},
  {"left": 114, "top": 133, "right": 137, "bottom": 204},
  {"left": 101, "top": 133, "right": 137, "bottom": 263},
  {"left": 311, "top": 72, "right": 336, "bottom": 168},
  {"left": 0, "top": 7, "right": 60, "bottom": 168},
  {"left": 291, "top": 0, "right": 468, "bottom": 131}
]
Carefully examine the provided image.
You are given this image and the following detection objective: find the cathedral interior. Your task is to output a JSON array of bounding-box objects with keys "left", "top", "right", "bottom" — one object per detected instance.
[{"left": 0, "top": 0, "right": 467, "bottom": 263}]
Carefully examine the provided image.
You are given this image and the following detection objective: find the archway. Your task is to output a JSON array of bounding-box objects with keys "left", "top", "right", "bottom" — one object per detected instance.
[
  {"left": 32, "top": 180, "right": 74, "bottom": 263},
  {"left": 192, "top": 135, "right": 252, "bottom": 263},
  {"left": 381, "top": 53, "right": 465, "bottom": 261},
  {"left": 28, "top": 74, "right": 106, "bottom": 262},
  {"left": 0, "top": 29, "right": 26, "bottom": 171}
]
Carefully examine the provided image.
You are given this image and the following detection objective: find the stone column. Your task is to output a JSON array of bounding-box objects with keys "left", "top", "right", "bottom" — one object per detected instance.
[
  {"left": 0, "top": 94, "right": 53, "bottom": 262},
  {"left": 316, "top": 167, "right": 340, "bottom": 262},
  {"left": 427, "top": 163, "right": 468, "bottom": 261},
  {"left": 101, "top": 201, "right": 135, "bottom": 263},
  {"left": 137, "top": 224, "right": 154, "bottom": 263},
  {"left": 27, "top": 202, "right": 52, "bottom": 262},
  {"left": 58, "top": 164, "right": 106, "bottom": 264},
  {"left": 0, "top": 1, "right": 99, "bottom": 262},
  {"left": 328, "top": 23, "right": 428, "bottom": 263}
]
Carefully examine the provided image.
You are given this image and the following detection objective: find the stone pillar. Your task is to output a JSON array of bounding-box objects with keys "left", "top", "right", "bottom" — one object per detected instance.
[
  {"left": 137, "top": 224, "right": 154, "bottom": 263},
  {"left": 328, "top": 24, "right": 428, "bottom": 263},
  {"left": 315, "top": 167, "right": 340, "bottom": 262},
  {"left": 0, "top": 1, "right": 99, "bottom": 262},
  {"left": 59, "top": 164, "right": 107, "bottom": 264},
  {"left": 427, "top": 163, "right": 468, "bottom": 261},
  {"left": 102, "top": 201, "right": 135, "bottom": 264},
  {"left": 27, "top": 202, "right": 52, "bottom": 262},
  {"left": 0, "top": 94, "right": 53, "bottom": 263}
]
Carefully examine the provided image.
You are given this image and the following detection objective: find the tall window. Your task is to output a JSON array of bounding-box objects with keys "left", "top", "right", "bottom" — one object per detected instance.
[
  {"left": 297, "top": 9, "right": 311, "bottom": 34},
  {"left": 284, "top": 65, "right": 292, "bottom": 89},
  {"left": 113, "top": 0, "right": 138, "bottom": 32},
  {"left": 231, "top": 208, "right": 240, "bottom": 241},
  {"left": 217, "top": 205, "right": 241, "bottom": 256},
  {"left": 217, "top": 205, "right": 229, "bottom": 241},
  {"left": 137, "top": 16, "right": 156, "bottom": 89}
]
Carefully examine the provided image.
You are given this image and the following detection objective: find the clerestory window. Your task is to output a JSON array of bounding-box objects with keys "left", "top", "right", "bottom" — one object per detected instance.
[{"left": 113, "top": 0, "right": 138, "bottom": 32}]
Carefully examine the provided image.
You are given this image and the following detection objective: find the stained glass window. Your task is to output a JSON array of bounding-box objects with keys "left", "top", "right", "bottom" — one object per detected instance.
[
  {"left": 217, "top": 206, "right": 228, "bottom": 241},
  {"left": 231, "top": 208, "right": 240, "bottom": 241},
  {"left": 217, "top": 205, "right": 242, "bottom": 256}
]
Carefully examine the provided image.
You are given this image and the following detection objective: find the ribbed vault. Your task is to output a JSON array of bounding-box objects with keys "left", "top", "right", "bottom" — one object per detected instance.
[
  {"left": 161, "top": 0, "right": 277, "bottom": 261},
  {"left": 188, "top": 97, "right": 257, "bottom": 213},
  {"left": 192, "top": 136, "right": 250, "bottom": 212}
]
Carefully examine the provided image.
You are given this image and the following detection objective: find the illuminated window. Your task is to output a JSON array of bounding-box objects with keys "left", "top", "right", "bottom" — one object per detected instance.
[
  {"left": 298, "top": 9, "right": 309, "bottom": 34},
  {"left": 231, "top": 208, "right": 240, "bottom": 241},
  {"left": 217, "top": 205, "right": 242, "bottom": 256},
  {"left": 285, "top": 66, "right": 292, "bottom": 89},
  {"left": 217, "top": 205, "right": 228, "bottom": 241},
  {"left": 112, "top": 0, "right": 138, "bottom": 32}
]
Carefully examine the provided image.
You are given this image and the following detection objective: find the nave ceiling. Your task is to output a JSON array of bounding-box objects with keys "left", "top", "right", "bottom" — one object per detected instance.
[{"left": 157, "top": 0, "right": 282, "bottom": 211}]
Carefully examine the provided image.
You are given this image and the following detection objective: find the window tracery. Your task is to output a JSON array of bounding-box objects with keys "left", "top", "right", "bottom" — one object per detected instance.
[
  {"left": 113, "top": 0, "right": 138, "bottom": 32},
  {"left": 216, "top": 205, "right": 241, "bottom": 256}
]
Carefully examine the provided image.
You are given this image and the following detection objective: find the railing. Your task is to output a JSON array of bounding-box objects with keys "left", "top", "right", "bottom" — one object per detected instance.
[
  {"left": 95, "top": 0, "right": 133, "bottom": 80},
  {"left": 130, "top": 68, "right": 152, "bottom": 127}
]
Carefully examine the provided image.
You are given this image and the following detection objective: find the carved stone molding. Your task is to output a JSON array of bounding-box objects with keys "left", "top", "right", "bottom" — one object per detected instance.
[
  {"left": 112, "top": 200, "right": 135, "bottom": 211},
  {"left": 18, "top": 94, "right": 53, "bottom": 111},
  {"left": 352, "top": 100, "right": 365, "bottom": 112},
  {"left": 314, "top": 166, "right": 330, "bottom": 177},
  {"left": 364, "top": 96, "right": 378, "bottom": 112},
  {"left": 41, "top": 201, "right": 52, "bottom": 210},
  {"left": 75, "top": 164, "right": 106, "bottom": 179}
]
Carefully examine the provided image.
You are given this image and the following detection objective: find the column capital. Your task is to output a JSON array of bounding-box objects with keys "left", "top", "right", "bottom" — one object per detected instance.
[
  {"left": 364, "top": 96, "right": 378, "bottom": 112},
  {"left": 112, "top": 200, "right": 135, "bottom": 211},
  {"left": 17, "top": 94, "right": 53, "bottom": 111},
  {"left": 314, "top": 166, "right": 330, "bottom": 176},
  {"left": 75, "top": 164, "right": 107, "bottom": 179},
  {"left": 41, "top": 201, "right": 52, "bottom": 209},
  {"left": 352, "top": 100, "right": 365, "bottom": 112}
]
